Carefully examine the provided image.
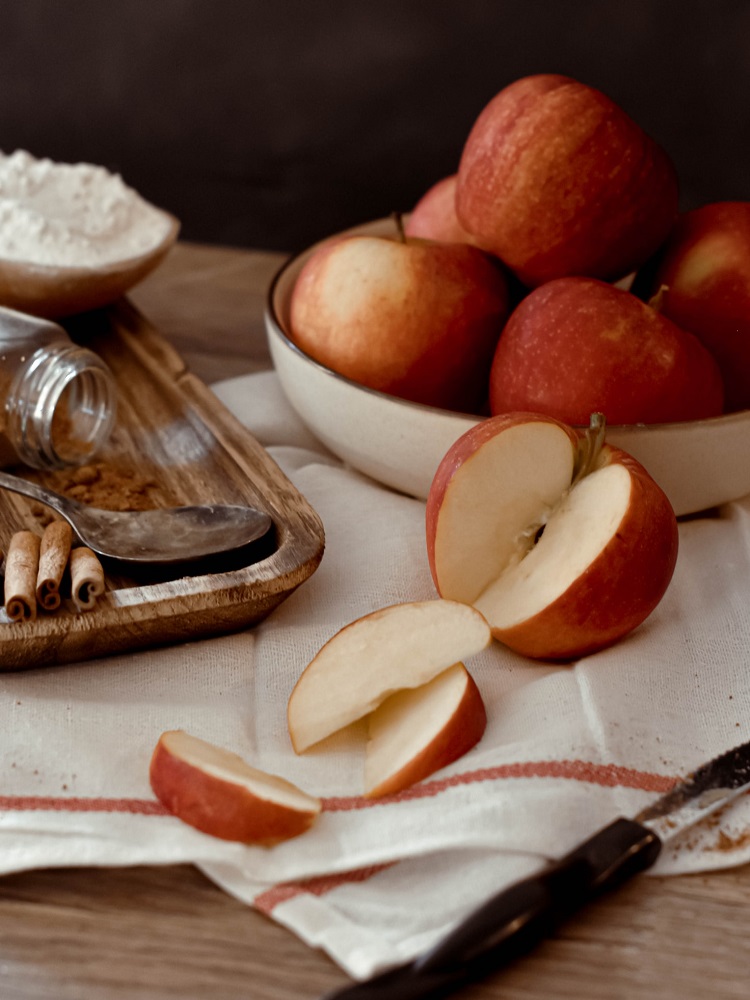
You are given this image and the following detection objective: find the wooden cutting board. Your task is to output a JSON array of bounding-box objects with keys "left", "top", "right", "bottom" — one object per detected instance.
[{"left": 0, "top": 300, "right": 325, "bottom": 670}]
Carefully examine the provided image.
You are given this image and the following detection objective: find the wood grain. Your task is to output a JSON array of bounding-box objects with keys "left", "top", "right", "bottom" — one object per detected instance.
[
  {"left": 0, "top": 299, "right": 324, "bottom": 668},
  {"left": 1, "top": 242, "right": 750, "bottom": 1000}
]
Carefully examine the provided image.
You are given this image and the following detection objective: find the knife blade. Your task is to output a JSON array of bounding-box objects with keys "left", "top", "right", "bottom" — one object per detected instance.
[{"left": 322, "top": 739, "right": 750, "bottom": 1000}]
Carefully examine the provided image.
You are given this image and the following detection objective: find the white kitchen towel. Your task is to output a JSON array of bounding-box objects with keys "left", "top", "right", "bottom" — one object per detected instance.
[{"left": 2, "top": 368, "right": 750, "bottom": 981}]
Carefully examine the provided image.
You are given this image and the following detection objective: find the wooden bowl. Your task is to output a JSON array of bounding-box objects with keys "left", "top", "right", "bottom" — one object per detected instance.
[
  {"left": 265, "top": 218, "right": 750, "bottom": 518},
  {"left": 0, "top": 212, "right": 180, "bottom": 318}
]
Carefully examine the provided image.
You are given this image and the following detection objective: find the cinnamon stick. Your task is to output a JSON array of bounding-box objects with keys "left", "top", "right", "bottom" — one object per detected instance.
[
  {"left": 4, "top": 531, "right": 41, "bottom": 622},
  {"left": 35, "top": 520, "right": 73, "bottom": 612},
  {"left": 69, "top": 546, "right": 105, "bottom": 612}
]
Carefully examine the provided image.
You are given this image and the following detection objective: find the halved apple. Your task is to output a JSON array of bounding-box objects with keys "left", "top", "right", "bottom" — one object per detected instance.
[
  {"left": 426, "top": 412, "right": 679, "bottom": 660},
  {"left": 287, "top": 600, "right": 491, "bottom": 753},
  {"left": 149, "top": 730, "right": 321, "bottom": 845},
  {"left": 364, "top": 662, "right": 487, "bottom": 798}
]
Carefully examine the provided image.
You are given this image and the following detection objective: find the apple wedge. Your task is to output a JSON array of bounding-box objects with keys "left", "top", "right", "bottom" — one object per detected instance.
[
  {"left": 364, "top": 662, "right": 487, "bottom": 798},
  {"left": 426, "top": 413, "right": 679, "bottom": 661},
  {"left": 149, "top": 730, "right": 321, "bottom": 845},
  {"left": 287, "top": 600, "right": 492, "bottom": 753}
]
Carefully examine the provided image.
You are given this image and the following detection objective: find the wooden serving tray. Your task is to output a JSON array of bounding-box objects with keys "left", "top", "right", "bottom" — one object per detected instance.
[{"left": 0, "top": 301, "right": 325, "bottom": 670}]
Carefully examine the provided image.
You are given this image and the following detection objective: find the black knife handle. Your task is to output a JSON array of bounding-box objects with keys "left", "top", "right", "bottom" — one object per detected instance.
[
  {"left": 416, "top": 817, "right": 661, "bottom": 975},
  {"left": 322, "top": 817, "right": 661, "bottom": 1000}
]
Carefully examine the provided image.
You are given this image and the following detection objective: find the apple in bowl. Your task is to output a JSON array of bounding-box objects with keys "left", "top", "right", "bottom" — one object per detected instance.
[
  {"left": 404, "top": 174, "right": 476, "bottom": 246},
  {"left": 426, "top": 412, "right": 679, "bottom": 661},
  {"left": 288, "top": 219, "right": 510, "bottom": 414},
  {"left": 455, "top": 73, "right": 679, "bottom": 287},
  {"left": 266, "top": 218, "right": 750, "bottom": 516},
  {"left": 488, "top": 277, "right": 725, "bottom": 426},
  {"left": 652, "top": 201, "right": 750, "bottom": 412}
]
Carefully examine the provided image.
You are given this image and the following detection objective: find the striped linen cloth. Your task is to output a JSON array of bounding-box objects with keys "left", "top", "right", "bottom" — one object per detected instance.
[{"left": 2, "top": 369, "right": 750, "bottom": 980}]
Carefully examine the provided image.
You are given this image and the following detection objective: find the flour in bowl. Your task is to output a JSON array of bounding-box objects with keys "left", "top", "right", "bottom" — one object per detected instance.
[{"left": 0, "top": 149, "right": 175, "bottom": 268}]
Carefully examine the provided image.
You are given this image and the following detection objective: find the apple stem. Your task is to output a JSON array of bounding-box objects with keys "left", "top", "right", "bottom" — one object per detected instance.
[
  {"left": 391, "top": 211, "right": 407, "bottom": 244},
  {"left": 572, "top": 412, "right": 607, "bottom": 487},
  {"left": 648, "top": 283, "right": 669, "bottom": 312}
]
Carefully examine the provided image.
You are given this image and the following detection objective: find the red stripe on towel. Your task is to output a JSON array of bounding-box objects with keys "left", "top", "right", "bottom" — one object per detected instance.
[
  {"left": 254, "top": 863, "right": 396, "bottom": 915},
  {"left": 254, "top": 760, "right": 677, "bottom": 915},
  {"left": 0, "top": 795, "right": 169, "bottom": 815},
  {"left": 0, "top": 761, "right": 676, "bottom": 817},
  {"left": 321, "top": 759, "right": 676, "bottom": 811}
]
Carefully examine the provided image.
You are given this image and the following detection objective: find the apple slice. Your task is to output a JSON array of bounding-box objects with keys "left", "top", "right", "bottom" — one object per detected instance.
[
  {"left": 287, "top": 600, "right": 492, "bottom": 753},
  {"left": 426, "top": 413, "right": 679, "bottom": 661},
  {"left": 149, "top": 730, "right": 321, "bottom": 845},
  {"left": 364, "top": 662, "right": 486, "bottom": 798}
]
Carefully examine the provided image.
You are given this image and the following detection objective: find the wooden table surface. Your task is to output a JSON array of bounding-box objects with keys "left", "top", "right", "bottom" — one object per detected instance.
[{"left": 2, "top": 241, "right": 749, "bottom": 1000}]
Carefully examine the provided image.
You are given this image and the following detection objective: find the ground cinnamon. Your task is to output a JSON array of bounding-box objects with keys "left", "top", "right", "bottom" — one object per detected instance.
[
  {"left": 25, "top": 459, "right": 178, "bottom": 522},
  {"left": 49, "top": 391, "right": 97, "bottom": 465}
]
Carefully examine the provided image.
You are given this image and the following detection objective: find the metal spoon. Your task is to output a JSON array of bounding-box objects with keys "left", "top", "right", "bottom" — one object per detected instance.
[{"left": 0, "top": 469, "right": 273, "bottom": 568}]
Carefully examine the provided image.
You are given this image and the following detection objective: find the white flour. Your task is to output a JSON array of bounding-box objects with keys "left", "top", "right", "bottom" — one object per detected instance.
[{"left": 0, "top": 149, "right": 174, "bottom": 267}]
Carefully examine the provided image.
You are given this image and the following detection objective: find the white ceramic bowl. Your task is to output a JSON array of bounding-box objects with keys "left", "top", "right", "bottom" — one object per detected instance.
[{"left": 265, "top": 218, "right": 750, "bottom": 517}]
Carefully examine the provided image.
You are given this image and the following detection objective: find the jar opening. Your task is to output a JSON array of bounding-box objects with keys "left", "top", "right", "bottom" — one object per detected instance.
[
  {"left": 5, "top": 344, "right": 116, "bottom": 469},
  {"left": 48, "top": 366, "right": 116, "bottom": 466}
]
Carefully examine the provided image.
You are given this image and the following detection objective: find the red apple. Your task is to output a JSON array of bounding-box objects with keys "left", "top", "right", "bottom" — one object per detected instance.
[
  {"left": 149, "top": 730, "right": 321, "bottom": 845},
  {"left": 404, "top": 175, "right": 476, "bottom": 245},
  {"left": 287, "top": 599, "right": 491, "bottom": 753},
  {"left": 289, "top": 224, "right": 509, "bottom": 413},
  {"left": 426, "top": 412, "right": 679, "bottom": 660},
  {"left": 455, "top": 74, "right": 679, "bottom": 287},
  {"left": 488, "top": 277, "right": 724, "bottom": 426},
  {"left": 364, "top": 662, "right": 486, "bottom": 798},
  {"left": 652, "top": 202, "right": 750, "bottom": 412}
]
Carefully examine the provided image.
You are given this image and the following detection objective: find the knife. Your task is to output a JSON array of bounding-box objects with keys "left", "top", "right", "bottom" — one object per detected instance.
[{"left": 322, "top": 739, "right": 750, "bottom": 1000}]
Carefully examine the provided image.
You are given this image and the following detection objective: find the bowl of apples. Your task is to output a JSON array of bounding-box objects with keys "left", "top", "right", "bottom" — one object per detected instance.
[{"left": 265, "top": 74, "right": 750, "bottom": 518}]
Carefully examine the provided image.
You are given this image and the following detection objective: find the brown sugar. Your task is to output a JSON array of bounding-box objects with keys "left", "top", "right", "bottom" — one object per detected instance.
[{"left": 25, "top": 460, "right": 179, "bottom": 524}]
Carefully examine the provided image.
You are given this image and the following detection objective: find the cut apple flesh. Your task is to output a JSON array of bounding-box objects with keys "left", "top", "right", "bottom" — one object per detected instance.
[
  {"left": 150, "top": 730, "right": 321, "bottom": 845},
  {"left": 431, "top": 420, "right": 576, "bottom": 604},
  {"left": 474, "top": 462, "right": 631, "bottom": 628},
  {"left": 287, "top": 600, "right": 492, "bottom": 753},
  {"left": 364, "top": 662, "right": 487, "bottom": 798}
]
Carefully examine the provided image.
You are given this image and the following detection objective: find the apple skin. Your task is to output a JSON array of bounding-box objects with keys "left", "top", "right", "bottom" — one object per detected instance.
[
  {"left": 652, "top": 202, "right": 750, "bottom": 412},
  {"left": 289, "top": 231, "right": 509, "bottom": 413},
  {"left": 149, "top": 731, "right": 321, "bottom": 846},
  {"left": 426, "top": 413, "right": 679, "bottom": 661},
  {"left": 455, "top": 74, "right": 679, "bottom": 287},
  {"left": 404, "top": 175, "right": 476, "bottom": 245},
  {"left": 489, "top": 441, "right": 679, "bottom": 659},
  {"left": 364, "top": 663, "right": 486, "bottom": 798},
  {"left": 488, "top": 277, "right": 724, "bottom": 426}
]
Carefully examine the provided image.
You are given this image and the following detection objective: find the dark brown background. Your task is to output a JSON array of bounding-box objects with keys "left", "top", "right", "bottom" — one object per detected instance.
[{"left": 1, "top": 0, "right": 748, "bottom": 253}]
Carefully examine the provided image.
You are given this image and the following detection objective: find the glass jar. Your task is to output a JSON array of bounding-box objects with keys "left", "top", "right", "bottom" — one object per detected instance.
[{"left": 0, "top": 305, "right": 116, "bottom": 469}]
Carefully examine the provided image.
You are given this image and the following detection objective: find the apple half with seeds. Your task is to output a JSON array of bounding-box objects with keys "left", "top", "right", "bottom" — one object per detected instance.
[{"left": 426, "top": 412, "right": 679, "bottom": 661}]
